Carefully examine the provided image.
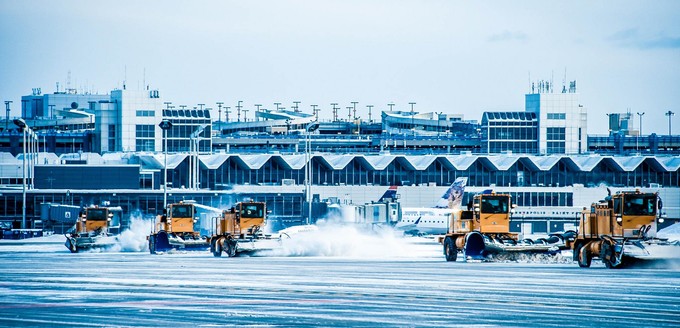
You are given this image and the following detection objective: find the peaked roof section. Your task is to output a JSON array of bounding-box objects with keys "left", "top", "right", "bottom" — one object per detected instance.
[
  {"left": 567, "top": 156, "right": 604, "bottom": 171},
  {"left": 609, "top": 156, "right": 646, "bottom": 171},
  {"left": 278, "top": 155, "right": 307, "bottom": 170},
  {"left": 137, "top": 153, "right": 188, "bottom": 170},
  {"left": 657, "top": 156, "right": 680, "bottom": 171},
  {"left": 1, "top": 152, "right": 18, "bottom": 163},
  {"left": 199, "top": 154, "right": 230, "bottom": 170},
  {"left": 443, "top": 155, "right": 478, "bottom": 170},
  {"left": 236, "top": 154, "right": 273, "bottom": 170},
  {"left": 363, "top": 155, "right": 397, "bottom": 170},
  {"left": 523, "top": 156, "right": 561, "bottom": 171},
  {"left": 485, "top": 155, "right": 521, "bottom": 171},
  {"left": 316, "top": 155, "right": 354, "bottom": 170},
  {"left": 401, "top": 155, "right": 438, "bottom": 170}
]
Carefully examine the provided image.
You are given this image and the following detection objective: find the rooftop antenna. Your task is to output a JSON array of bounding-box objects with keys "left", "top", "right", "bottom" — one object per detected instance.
[
  {"left": 225, "top": 106, "right": 231, "bottom": 122},
  {"left": 293, "top": 101, "right": 301, "bottom": 113},
  {"left": 367, "top": 105, "right": 373, "bottom": 123},
  {"left": 216, "top": 102, "right": 223, "bottom": 125},
  {"left": 331, "top": 103, "right": 338, "bottom": 121},
  {"left": 351, "top": 101, "right": 358, "bottom": 120},
  {"left": 388, "top": 103, "right": 395, "bottom": 112},
  {"left": 551, "top": 70, "right": 554, "bottom": 93},
  {"left": 255, "top": 104, "right": 262, "bottom": 121},
  {"left": 274, "top": 102, "right": 281, "bottom": 111},
  {"left": 311, "top": 104, "right": 319, "bottom": 120},
  {"left": 198, "top": 103, "right": 205, "bottom": 110},
  {"left": 562, "top": 67, "right": 567, "bottom": 93},
  {"left": 242, "top": 109, "right": 249, "bottom": 122},
  {"left": 4, "top": 101, "right": 11, "bottom": 131},
  {"left": 346, "top": 106, "right": 352, "bottom": 122},
  {"left": 123, "top": 65, "right": 127, "bottom": 90},
  {"left": 236, "top": 100, "right": 243, "bottom": 122}
]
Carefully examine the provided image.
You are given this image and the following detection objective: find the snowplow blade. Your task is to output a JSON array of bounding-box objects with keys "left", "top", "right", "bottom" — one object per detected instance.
[
  {"left": 150, "top": 231, "right": 209, "bottom": 253},
  {"left": 65, "top": 235, "right": 117, "bottom": 253},
  {"left": 619, "top": 239, "right": 680, "bottom": 267},
  {"left": 463, "top": 231, "right": 562, "bottom": 261}
]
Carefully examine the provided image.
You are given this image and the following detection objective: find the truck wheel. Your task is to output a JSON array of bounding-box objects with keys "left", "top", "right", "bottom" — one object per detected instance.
[
  {"left": 226, "top": 239, "right": 237, "bottom": 257},
  {"left": 444, "top": 237, "right": 457, "bottom": 262},
  {"left": 577, "top": 244, "right": 591, "bottom": 268},
  {"left": 601, "top": 242, "right": 620, "bottom": 269},
  {"left": 212, "top": 238, "right": 223, "bottom": 257},
  {"left": 67, "top": 238, "right": 78, "bottom": 253},
  {"left": 148, "top": 235, "right": 156, "bottom": 254}
]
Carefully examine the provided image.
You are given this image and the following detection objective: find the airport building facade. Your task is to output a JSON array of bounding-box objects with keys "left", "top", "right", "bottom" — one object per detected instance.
[{"left": 0, "top": 83, "right": 678, "bottom": 234}]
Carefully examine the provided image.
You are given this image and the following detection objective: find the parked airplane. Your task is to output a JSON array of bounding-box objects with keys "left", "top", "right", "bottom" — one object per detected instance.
[{"left": 394, "top": 177, "right": 468, "bottom": 235}]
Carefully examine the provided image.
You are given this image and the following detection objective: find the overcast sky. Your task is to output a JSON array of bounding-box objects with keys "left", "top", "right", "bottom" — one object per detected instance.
[{"left": 1, "top": 0, "right": 678, "bottom": 134}]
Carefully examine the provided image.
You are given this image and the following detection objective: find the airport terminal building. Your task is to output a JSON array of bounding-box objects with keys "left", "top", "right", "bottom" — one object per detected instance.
[{"left": 0, "top": 82, "right": 678, "bottom": 234}]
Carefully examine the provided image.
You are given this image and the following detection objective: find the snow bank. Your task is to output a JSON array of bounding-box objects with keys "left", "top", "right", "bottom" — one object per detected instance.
[{"left": 658, "top": 222, "right": 680, "bottom": 242}]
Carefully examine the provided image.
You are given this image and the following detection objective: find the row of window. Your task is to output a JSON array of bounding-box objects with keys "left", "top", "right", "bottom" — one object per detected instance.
[
  {"left": 546, "top": 127, "right": 566, "bottom": 141},
  {"left": 547, "top": 113, "right": 566, "bottom": 120},
  {"left": 135, "top": 125, "right": 156, "bottom": 138},
  {"left": 136, "top": 110, "right": 156, "bottom": 117},
  {"left": 487, "top": 127, "right": 538, "bottom": 140}
]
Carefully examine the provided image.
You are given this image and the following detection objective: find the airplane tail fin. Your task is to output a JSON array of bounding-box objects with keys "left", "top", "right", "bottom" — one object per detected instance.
[
  {"left": 378, "top": 185, "right": 398, "bottom": 202},
  {"left": 433, "top": 177, "right": 468, "bottom": 209}
]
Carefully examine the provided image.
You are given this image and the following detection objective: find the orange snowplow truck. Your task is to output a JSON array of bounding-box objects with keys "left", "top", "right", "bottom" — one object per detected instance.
[
  {"left": 567, "top": 190, "right": 671, "bottom": 268},
  {"left": 209, "top": 202, "right": 278, "bottom": 257},
  {"left": 65, "top": 206, "right": 120, "bottom": 253},
  {"left": 440, "top": 192, "right": 567, "bottom": 261}
]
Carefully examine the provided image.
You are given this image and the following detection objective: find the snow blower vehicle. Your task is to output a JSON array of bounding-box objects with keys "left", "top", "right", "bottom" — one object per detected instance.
[
  {"left": 209, "top": 201, "right": 280, "bottom": 257},
  {"left": 566, "top": 190, "right": 677, "bottom": 268},
  {"left": 64, "top": 206, "right": 121, "bottom": 253},
  {"left": 148, "top": 201, "right": 209, "bottom": 254},
  {"left": 438, "top": 192, "right": 569, "bottom": 261}
]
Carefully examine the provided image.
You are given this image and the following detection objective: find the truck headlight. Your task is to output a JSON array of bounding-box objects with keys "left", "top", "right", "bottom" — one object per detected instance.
[
  {"left": 616, "top": 216, "right": 622, "bottom": 223},
  {"left": 659, "top": 218, "right": 665, "bottom": 224}
]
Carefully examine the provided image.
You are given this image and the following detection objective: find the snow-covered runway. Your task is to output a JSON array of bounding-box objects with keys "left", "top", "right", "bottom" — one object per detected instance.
[{"left": 0, "top": 236, "right": 679, "bottom": 327}]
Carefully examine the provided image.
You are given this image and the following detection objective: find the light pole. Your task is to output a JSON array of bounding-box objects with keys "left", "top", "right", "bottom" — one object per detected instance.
[
  {"left": 216, "top": 102, "right": 223, "bottom": 134},
  {"left": 637, "top": 112, "right": 645, "bottom": 152},
  {"left": 305, "top": 121, "right": 319, "bottom": 225},
  {"left": 665, "top": 111, "right": 675, "bottom": 136},
  {"left": 159, "top": 119, "right": 173, "bottom": 209},
  {"left": 13, "top": 118, "right": 28, "bottom": 229},
  {"left": 436, "top": 112, "right": 443, "bottom": 138},
  {"left": 409, "top": 102, "right": 416, "bottom": 136}
]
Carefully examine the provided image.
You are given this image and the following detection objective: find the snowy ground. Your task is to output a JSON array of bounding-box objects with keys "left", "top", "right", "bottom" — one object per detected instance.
[{"left": 0, "top": 224, "right": 679, "bottom": 327}]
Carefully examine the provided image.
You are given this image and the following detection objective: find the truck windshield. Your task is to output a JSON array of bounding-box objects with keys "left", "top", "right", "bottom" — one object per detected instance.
[
  {"left": 480, "top": 196, "right": 510, "bottom": 214},
  {"left": 171, "top": 205, "right": 194, "bottom": 218},
  {"left": 87, "top": 209, "right": 108, "bottom": 221},
  {"left": 623, "top": 195, "right": 656, "bottom": 216},
  {"left": 240, "top": 203, "right": 264, "bottom": 218}
]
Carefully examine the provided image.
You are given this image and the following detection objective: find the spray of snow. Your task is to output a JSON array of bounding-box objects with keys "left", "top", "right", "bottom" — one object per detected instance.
[
  {"left": 263, "top": 222, "right": 438, "bottom": 258},
  {"left": 260, "top": 209, "right": 440, "bottom": 258},
  {"left": 107, "top": 216, "right": 152, "bottom": 252}
]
